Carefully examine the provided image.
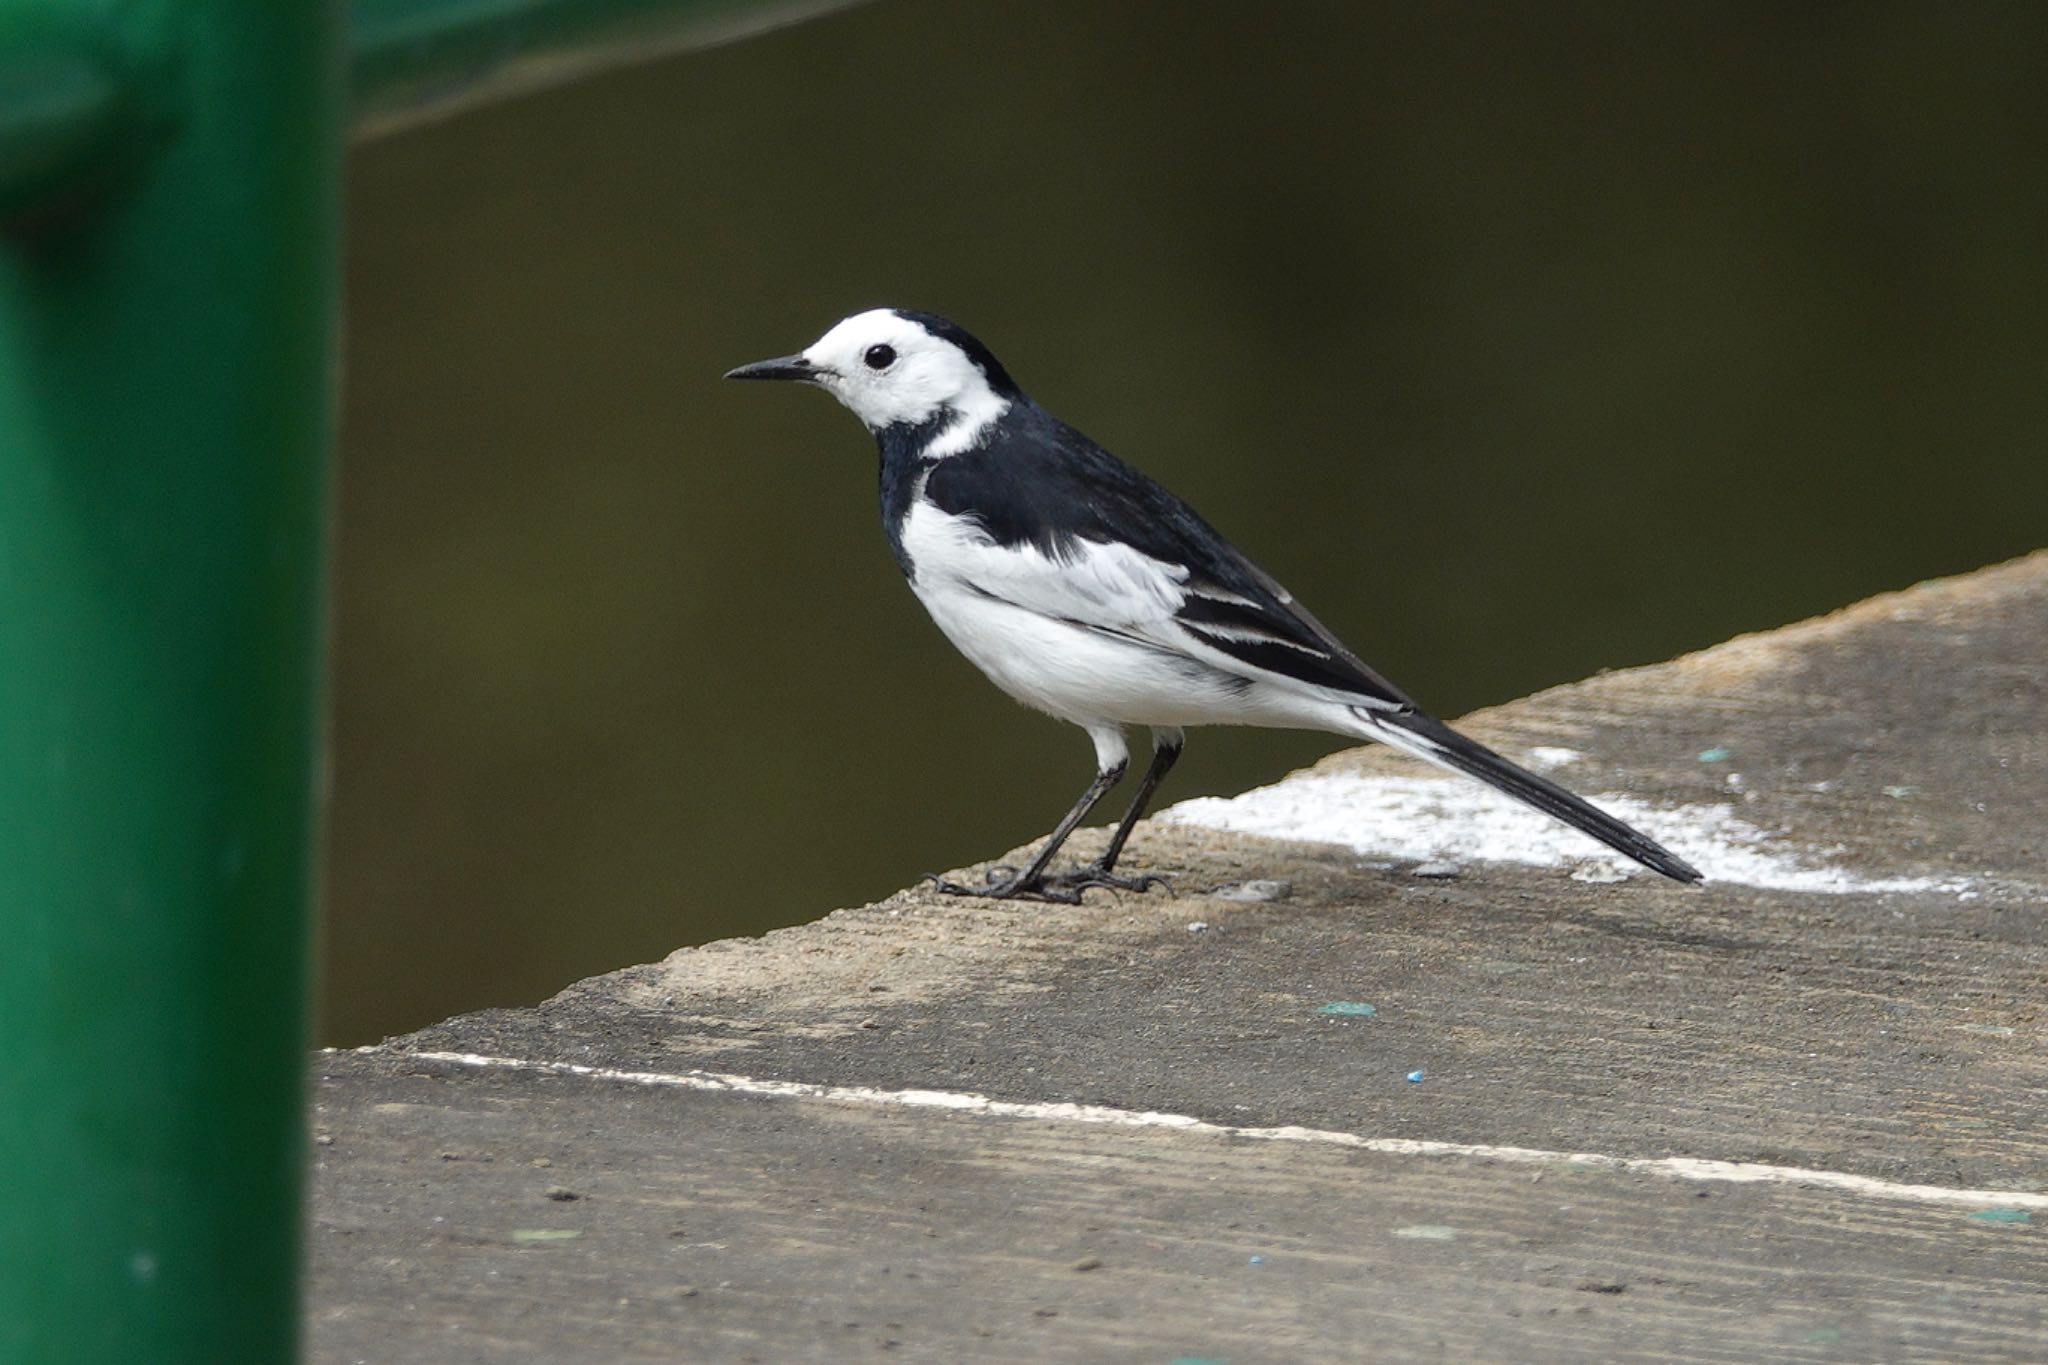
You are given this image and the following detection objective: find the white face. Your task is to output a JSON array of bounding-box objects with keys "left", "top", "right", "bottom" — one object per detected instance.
[{"left": 801, "top": 309, "right": 1009, "bottom": 448}]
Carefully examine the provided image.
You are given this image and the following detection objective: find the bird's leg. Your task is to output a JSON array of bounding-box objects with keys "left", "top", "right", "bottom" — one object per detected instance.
[
  {"left": 1040, "top": 729, "right": 1181, "bottom": 893},
  {"left": 924, "top": 758, "right": 1127, "bottom": 904}
]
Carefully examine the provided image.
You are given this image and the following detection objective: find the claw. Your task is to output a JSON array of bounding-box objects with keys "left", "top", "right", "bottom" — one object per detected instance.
[
  {"left": 918, "top": 869, "right": 1082, "bottom": 904},
  {"left": 1038, "top": 865, "right": 1172, "bottom": 895},
  {"left": 918, "top": 862, "right": 1169, "bottom": 903},
  {"left": 920, "top": 869, "right": 1031, "bottom": 899}
]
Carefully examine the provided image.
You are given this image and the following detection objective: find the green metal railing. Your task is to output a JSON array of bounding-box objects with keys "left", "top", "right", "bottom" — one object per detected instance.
[{"left": 0, "top": 2, "right": 854, "bottom": 1360}]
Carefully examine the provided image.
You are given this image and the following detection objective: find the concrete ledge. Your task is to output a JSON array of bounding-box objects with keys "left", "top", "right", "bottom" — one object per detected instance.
[{"left": 310, "top": 552, "right": 2047, "bottom": 1363}]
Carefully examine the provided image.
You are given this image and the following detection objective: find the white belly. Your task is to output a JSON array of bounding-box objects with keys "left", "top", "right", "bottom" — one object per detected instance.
[
  {"left": 910, "top": 579, "right": 1322, "bottom": 731},
  {"left": 897, "top": 496, "right": 1346, "bottom": 733}
]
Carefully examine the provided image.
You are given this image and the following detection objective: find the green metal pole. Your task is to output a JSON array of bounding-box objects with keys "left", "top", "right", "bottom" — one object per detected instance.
[
  {"left": 350, "top": 0, "right": 863, "bottom": 135},
  {"left": 0, "top": 2, "right": 342, "bottom": 1360},
  {"left": 0, "top": 0, "right": 854, "bottom": 1358},
  {"left": 0, "top": 0, "right": 872, "bottom": 190},
  {"left": 0, "top": 33, "right": 130, "bottom": 220}
]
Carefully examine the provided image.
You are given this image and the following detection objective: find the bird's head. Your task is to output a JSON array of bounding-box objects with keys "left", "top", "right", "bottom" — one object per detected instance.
[{"left": 725, "top": 308, "right": 1020, "bottom": 453}]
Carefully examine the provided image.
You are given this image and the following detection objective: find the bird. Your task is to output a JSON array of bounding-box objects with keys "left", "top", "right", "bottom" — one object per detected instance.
[{"left": 726, "top": 308, "right": 1701, "bottom": 901}]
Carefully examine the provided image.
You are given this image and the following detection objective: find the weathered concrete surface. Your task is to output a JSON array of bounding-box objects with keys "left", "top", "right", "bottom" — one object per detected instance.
[{"left": 310, "top": 553, "right": 2047, "bottom": 1363}]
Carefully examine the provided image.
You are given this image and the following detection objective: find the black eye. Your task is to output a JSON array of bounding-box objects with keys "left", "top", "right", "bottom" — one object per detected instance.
[{"left": 863, "top": 343, "right": 897, "bottom": 370}]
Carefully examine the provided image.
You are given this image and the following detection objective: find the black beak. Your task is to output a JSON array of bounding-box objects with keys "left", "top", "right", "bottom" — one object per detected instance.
[{"left": 723, "top": 353, "right": 818, "bottom": 382}]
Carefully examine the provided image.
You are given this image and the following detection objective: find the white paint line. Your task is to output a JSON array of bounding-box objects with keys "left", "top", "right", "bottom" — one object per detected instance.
[
  {"left": 373, "top": 1048, "right": 2046, "bottom": 1213},
  {"left": 1160, "top": 770, "right": 1962, "bottom": 895}
]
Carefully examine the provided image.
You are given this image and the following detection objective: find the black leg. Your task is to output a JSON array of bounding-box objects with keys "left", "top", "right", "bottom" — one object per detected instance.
[
  {"left": 1041, "top": 732, "right": 1181, "bottom": 893},
  {"left": 923, "top": 759, "right": 1126, "bottom": 904}
]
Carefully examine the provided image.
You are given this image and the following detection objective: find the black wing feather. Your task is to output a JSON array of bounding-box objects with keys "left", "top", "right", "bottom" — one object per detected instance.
[{"left": 921, "top": 403, "right": 1417, "bottom": 709}]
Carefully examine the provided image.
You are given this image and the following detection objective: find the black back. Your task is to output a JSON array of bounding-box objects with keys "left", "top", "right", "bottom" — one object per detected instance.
[{"left": 878, "top": 386, "right": 1417, "bottom": 711}]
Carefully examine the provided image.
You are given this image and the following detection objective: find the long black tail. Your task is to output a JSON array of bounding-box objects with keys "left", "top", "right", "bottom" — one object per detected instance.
[{"left": 1365, "top": 708, "right": 1703, "bottom": 883}]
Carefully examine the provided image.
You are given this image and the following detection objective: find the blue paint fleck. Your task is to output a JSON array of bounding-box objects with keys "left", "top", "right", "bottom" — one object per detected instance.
[
  {"left": 1967, "top": 1207, "right": 2031, "bottom": 1224},
  {"left": 1697, "top": 747, "right": 1732, "bottom": 763},
  {"left": 1247, "top": 1254, "right": 1264, "bottom": 1266},
  {"left": 1406, "top": 1070, "right": 1425, "bottom": 1084},
  {"left": 1171, "top": 1358, "right": 1229, "bottom": 1365},
  {"left": 1317, "top": 1001, "right": 1377, "bottom": 1017}
]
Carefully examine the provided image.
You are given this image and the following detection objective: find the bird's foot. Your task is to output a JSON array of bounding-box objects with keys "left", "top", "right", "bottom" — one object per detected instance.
[
  {"left": 919, "top": 862, "right": 1168, "bottom": 904},
  {"left": 1039, "top": 864, "right": 1172, "bottom": 895},
  {"left": 920, "top": 869, "right": 1082, "bottom": 904}
]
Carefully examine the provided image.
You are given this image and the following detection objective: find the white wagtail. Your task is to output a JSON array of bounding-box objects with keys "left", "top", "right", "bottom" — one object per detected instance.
[{"left": 727, "top": 309, "right": 1701, "bottom": 900}]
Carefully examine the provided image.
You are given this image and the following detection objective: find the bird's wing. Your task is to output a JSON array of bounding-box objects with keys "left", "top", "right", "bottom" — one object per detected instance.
[
  {"left": 918, "top": 420, "right": 1417, "bottom": 712},
  {"left": 1164, "top": 555, "right": 1414, "bottom": 709}
]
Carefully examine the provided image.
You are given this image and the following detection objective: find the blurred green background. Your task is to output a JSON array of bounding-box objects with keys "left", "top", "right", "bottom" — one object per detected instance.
[{"left": 328, "top": 1, "right": 2046, "bottom": 1044}]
